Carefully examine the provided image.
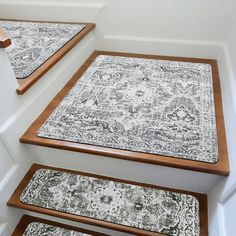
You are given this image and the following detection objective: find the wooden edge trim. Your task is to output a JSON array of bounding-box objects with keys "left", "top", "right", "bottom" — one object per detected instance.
[
  {"left": 16, "top": 22, "right": 95, "bottom": 95},
  {"left": 8, "top": 163, "right": 208, "bottom": 236},
  {"left": 11, "top": 215, "right": 109, "bottom": 236},
  {"left": 20, "top": 50, "right": 229, "bottom": 176},
  {"left": 0, "top": 28, "right": 11, "bottom": 48}
]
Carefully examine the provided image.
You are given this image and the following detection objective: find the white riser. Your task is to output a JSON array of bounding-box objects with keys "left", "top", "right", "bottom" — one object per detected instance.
[{"left": 20, "top": 144, "right": 221, "bottom": 194}]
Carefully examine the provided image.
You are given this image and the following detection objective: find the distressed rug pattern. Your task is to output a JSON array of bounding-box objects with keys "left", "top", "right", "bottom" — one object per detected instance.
[
  {"left": 0, "top": 21, "right": 85, "bottom": 78},
  {"left": 37, "top": 55, "right": 218, "bottom": 163},
  {"left": 20, "top": 168, "right": 200, "bottom": 236}
]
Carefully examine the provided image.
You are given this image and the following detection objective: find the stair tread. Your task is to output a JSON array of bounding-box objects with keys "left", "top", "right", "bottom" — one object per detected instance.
[
  {"left": 12, "top": 215, "right": 108, "bottom": 236},
  {"left": 8, "top": 163, "right": 208, "bottom": 236},
  {"left": 20, "top": 51, "right": 229, "bottom": 176},
  {"left": 1, "top": 20, "right": 86, "bottom": 79},
  {"left": 0, "top": 19, "right": 95, "bottom": 95}
]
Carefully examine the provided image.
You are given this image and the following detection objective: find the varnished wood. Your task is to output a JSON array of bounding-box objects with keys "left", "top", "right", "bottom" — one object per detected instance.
[
  {"left": 20, "top": 51, "right": 229, "bottom": 176},
  {"left": 8, "top": 163, "right": 208, "bottom": 236},
  {"left": 12, "top": 215, "right": 109, "bottom": 236},
  {"left": 0, "top": 28, "right": 11, "bottom": 48},
  {"left": 4, "top": 20, "right": 96, "bottom": 94}
]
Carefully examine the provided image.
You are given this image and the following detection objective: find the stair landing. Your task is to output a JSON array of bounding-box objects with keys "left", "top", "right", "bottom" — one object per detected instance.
[{"left": 20, "top": 51, "right": 229, "bottom": 176}]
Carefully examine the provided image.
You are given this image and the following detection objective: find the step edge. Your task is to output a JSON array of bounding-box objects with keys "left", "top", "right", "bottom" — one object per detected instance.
[{"left": 11, "top": 214, "right": 109, "bottom": 236}]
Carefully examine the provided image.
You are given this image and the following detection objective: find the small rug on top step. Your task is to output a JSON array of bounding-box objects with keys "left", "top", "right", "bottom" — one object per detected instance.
[
  {"left": 20, "top": 167, "right": 201, "bottom": 236},
  {"left": 37, "top": 55, "right": 218, "bottom": 163},
  {"left": 23, "top": 222, "right": 92, "bottom": 236},
  {"left": 0, "top": 20, "right": 85, "bottom": 79}
]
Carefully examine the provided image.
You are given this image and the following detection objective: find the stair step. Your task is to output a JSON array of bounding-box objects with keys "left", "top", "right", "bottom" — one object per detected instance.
[
  {"left": 8, "top": 163, "right": 208, "bottom": 236},
  {"left": 0, "top": 19, "right": 95, "bottom": 95},
  {"left": 20, "top": 51, "right": 229, "bottom": 176},
  {"left": 12, "top": 215, "right": 108, "bottom": 236}
]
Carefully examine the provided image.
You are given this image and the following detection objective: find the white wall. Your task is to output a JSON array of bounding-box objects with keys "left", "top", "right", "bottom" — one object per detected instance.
[
  {"left": 208, "top": 20, "right": 236, "bottom": 236},
  {"left": 5, "top": 0, "right": 235, "bottom": 42},
  {"left": 1, "top": 0, "right": 236, "bottom": 58},
  {"left": 0, "top": 49, "right": 17, "bottom": 181},
  {"left": 103, "top": 0, "right": 236, "bottom": 41},
  {"left": 96, "top": 0, "right": 236, "bottom": 58}
]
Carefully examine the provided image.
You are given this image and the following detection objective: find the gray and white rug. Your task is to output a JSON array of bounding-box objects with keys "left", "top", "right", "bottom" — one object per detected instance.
[
  {"left": 0, "top": 20, "right": 85, "bottom": 79},
  {"left": 37, "top": 55, "right": 218, "bottom": 163},
  {"left": 20, "top": 168, "right": 200, "bottom": 236},
  {"left": 23, "top": 222, "right": 91, "bottom": 236}
]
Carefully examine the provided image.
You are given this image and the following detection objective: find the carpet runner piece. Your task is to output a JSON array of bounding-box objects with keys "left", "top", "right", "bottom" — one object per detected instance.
[
  {"left": 37, "top": 55, "right": 218, "bottom": 163},
  {"left": 23, "top": 222, "right": 92, "bottom": 236},
  {"left": 20, "top": 168, "right": 200, "bottom": 236},
  {"left": 0, "top": 20, "right": 85, "bottom": 79}
]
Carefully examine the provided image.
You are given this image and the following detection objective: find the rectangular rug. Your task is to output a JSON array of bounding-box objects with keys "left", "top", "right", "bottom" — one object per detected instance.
[
  {"left": 20, "top": 168, "right": 200, "bottom": 236},
  {"left": 37, "top": 55, "right": 218, "bottom": 163},
  {"left": 0, "top": 20, "right": 85, "bottom": 79},
  {"left": 23, "top": 222, "right": 91, "bottom": 236}
]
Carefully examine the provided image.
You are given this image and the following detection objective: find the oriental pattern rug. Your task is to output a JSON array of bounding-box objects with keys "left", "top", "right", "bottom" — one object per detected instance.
[
  {"left": 37, "top": 55, "right": 218, "bottom": 163},
  {"left": 0, "top": 20, "right": 85, "bottom": 78},
  {"left": 20, "top": 168, "right": 200, "bottom": 236}
]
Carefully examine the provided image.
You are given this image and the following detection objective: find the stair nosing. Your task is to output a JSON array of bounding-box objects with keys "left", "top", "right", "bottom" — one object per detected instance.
[{"left": 12, "top": 214, "right": 109, "bottom": 236}]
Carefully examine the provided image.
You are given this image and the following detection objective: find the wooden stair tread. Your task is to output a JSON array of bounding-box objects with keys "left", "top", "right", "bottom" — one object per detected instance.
[
  {"left": 8, "top": 163, "right": 208, "bottom": 236},
  {"left": 4, "top": 19, "right": 96, "bottom": 95},
  {"left": 20, "top": 51, "right": 229, "bottom": 176},
  {"left": 12, "top": 215, "right": 108, "bottom": 236}
]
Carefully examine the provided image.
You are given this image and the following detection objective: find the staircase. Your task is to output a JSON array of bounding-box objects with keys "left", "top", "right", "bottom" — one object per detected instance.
[{"left": 0, "top": 13, "right": 232, "bottom": 236}]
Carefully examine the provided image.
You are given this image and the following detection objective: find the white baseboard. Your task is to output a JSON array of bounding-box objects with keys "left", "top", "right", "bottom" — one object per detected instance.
[{"left": 97, "top": 34, "right": 223, "bottom": 59}]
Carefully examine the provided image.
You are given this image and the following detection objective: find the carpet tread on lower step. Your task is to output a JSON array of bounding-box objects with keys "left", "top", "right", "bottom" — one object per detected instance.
[
  {"left": 12, "top": 215, "right": 108, "bottom": 236},
  {"left": 8, "top": 163, "right": 208, "bottom": 236},
  {"left": 20, "top": 51, "right": 229, "bottom": 176}
]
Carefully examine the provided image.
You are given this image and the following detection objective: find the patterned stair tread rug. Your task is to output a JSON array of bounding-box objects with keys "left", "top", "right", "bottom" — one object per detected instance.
[
  {"left": 37, "top": 55, "right": 218, "bottom": 163},
  {"left": 20, "top": 168, "right": 200, "bottom": 236},
  {"left": 23, "top": 222, "right": 92, "bottom": 236},
  {"left": 0, "top": 20, "right": 85, "bottom": 79}
]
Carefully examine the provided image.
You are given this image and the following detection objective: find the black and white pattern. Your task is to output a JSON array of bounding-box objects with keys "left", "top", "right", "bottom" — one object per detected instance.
[
  {"left": 23, "top": 222, "right": 91, "bottom": 236},
  {"left": 38, "top": 55, "right": 218, "bottom": 163},
  {"left": 21, "top": 168, "right": 200, "bottom": 236},
  {"left": 0, "top": 21, "right": 85, "bottom": 78}
]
